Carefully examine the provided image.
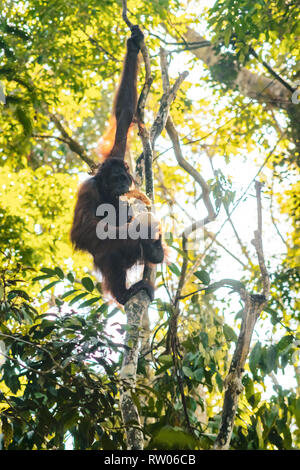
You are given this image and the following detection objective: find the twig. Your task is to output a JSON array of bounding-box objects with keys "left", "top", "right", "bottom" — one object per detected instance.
[
  {"left": 33, "top": 133, "right": 72, "bottom": 145},
  {"left": 136, "top": 50, "right": 188, "bottom": 190},
  {"left": 165, "top": 116, "right": 216, "bottom": 238},
  {"left": 178, "top": 278, "right": 246, "bottom": 301},
  {"left": 184, "top": 133, "right": 285, "bottom": 284},
  {"left": 122, "top": 0, "right": 134, "bottom": 29},
  {"left": 88, "top": 36, "right": 120, "bottom": 62},
  {"left": 158, "top": 48, "right": 200, "bottom": 434},
  {"left": 249, "top": 46, "right": 295, "bottom": 94},
  {"left": 270, "top": 177, "right": 287, "bottom": 246},
  {"left": 251, "top": 181, "right": 270, "bottom": 297},
  {"left": 208, "top": 156, "right": 253, "bottom": 266},
  {"left": 49, "top": 113, "right": 97, "bottom": 171},
  {"left": 204, "top": 229, "right": 247, "bottom": 268},
  {"left": 148, "top": 32, "right": 210, "bottom": 47},
  {"left": 0, "top": 332, "right": 60, "bottom": 370}
]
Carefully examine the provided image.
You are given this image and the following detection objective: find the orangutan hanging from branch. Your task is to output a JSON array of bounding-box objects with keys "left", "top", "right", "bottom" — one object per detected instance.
[{"left": 70, "top": 25, "right": 165, "bottom": 305}]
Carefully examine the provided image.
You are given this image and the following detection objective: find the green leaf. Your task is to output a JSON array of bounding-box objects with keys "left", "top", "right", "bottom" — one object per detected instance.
[
  {"left": 105, "top": 306, "right": 118, "bottom": 318},
  {"left": 158, "top": 354, "right": 173, "bottom": 365},
  {"left": 152, "top": 426, "right": 199, "bottom": 450},
  {"left": 264, "top": 306, "right": 280, "bottom": 323},
  {"left": 194, "top": 270, "right": 210, "bottom": 285},
  {"left": 81, "top": 277, "right": 94, "bottom": 292},
  {"left": 40, "top": 267, "right": 56, "bottom": 276},
  {"left": 68, "top": 292, "right": 89, "bottom": 306},
  {"left": 249, "top": 341, "right": 262, "bottom": 376},
  {"left": 199, "top": 331, "right": 209, "bottom": 349},
  {"left": 33, "top": 274, "right": 55, "bottom": 281},
  {"left": 40, "top": 280, "right": 61, "bottom": 293},
  {"left": 64, "top": 316, "right": 83, "bottom": 328},
  {"left": 61, "top": 289, "right": 78, "bottom": 300},
  {"left": 243, "top": 375, "right": 254, "bottom": 401},
  {"left": 251, "top": 392, "right": 261, "bottom": 409},
  {"left": 55, "top": 298, "right": 63, "bottom": 308},
  {"left": 7, "top": 289, "right": 31, "bottom": 301},
  {"left": 277, "top": 335, "right": 294, "bottom": 352},
  {"left": 294, "top": 397, "right": 300, "bottom": 428},
  {"left": 226, "top": 279, "right": 245, "bottom": 290},
  {"left": 224, "top": 26, "right": 232, "bottom": 47},
  {"left": 223, "top": 324, "right": 238, "bottom": 342},
  {"left": 215, "top": 372, "right": 223, "bottom": 392},
  {"left": 15, "top": 106, "right": 33, "bottom": 136},
  {"left": 67, "top": 272, "right": 75, "bottom": 283},
  {"left": 96, "top": 303, "right": 109, "bottom": 314},
  {"left": 194, "top": 368, "right": 204, "bottom": 382},
  {"left": 78, "top": 297, "right": 101, "bottom": 308},
  {"left": 266, "top": 345, "right": 277, "bottom": 373},
  {"left": 168, "top": 263, "right": 181, "bottom": 277},
  {"left": 165, "top": 231, "right": 173, "bottom": 246},
  {"left": 54, "top": 267, "right": 64, "bottom": 279},
  {"left": 182, "top": 366, "right": 193, "bottom": 378}
]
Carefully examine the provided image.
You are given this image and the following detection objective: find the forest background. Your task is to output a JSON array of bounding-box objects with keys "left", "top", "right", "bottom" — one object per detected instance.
[{"left": 0, "top": 0, "right": 299, "bottom": 450}]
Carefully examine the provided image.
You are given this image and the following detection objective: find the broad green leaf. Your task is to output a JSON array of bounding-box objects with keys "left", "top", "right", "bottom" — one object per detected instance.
[
  {"left": 182, "top": 366, "right": 193, "bottom": 378},
  {"left": 33, "top": 274, "right": 56, "bottom": 281},
  {"left": 194, "top": 270, "right": 210, "bottom": 285},
  {"left": 40, "top": 267, "right": 57, "bottom": 276},
  {"left": 81, "top": 277, "right": 95, "bottom": 292},
  {"left": 168, "top": 263, "right": 181, "bottom": 277},
  {"left": 223, "top": 324, "right": 238, "bottom": 342},
  {"left": 67, "top": 272, "right": 75, "bottom": 283},
  {"left": 249, "top": 341, "right": 262, "bottom": 376},
  {"left": 158, "top": 354, "right": 173, "bottom": 365}
]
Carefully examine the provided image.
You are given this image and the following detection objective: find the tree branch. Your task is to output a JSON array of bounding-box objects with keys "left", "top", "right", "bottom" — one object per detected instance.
[
  {"left": 165, "top": 116, "right": 216, "bottom": 238},
  {"left": 214, "top": 181, "right": 270, "bottom": 450},
  {"left": 251, "top": 181, "right": 270, "bottom": 297},
  {"left": 121, "top": 0, "right": 134, "bottom": 29},
  {"left": 49, "top": 113, "right": 97, "bottom": 171},
  {"left": 249, "top": 46, "right": 295, "bottom": 94},
  {"left": 119, "top": 19, "right": 189, "bottom": 451}
]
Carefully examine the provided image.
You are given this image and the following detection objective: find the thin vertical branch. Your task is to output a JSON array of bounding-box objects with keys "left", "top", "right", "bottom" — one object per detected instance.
[
  {"left": 119, "top": 21, "right": 189, "bottom": 450},
  {"left": 252, "top": 181, "right": 270, "bottom": 297},
  {"left": 214, "top": 181, "right": 270, "bottom": 450},
  {"left": 119, "top": 5, "right": 150, "bottom": 449},
  {"left": 270, "top": 178, "right": 287, "bottom": 247}
]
